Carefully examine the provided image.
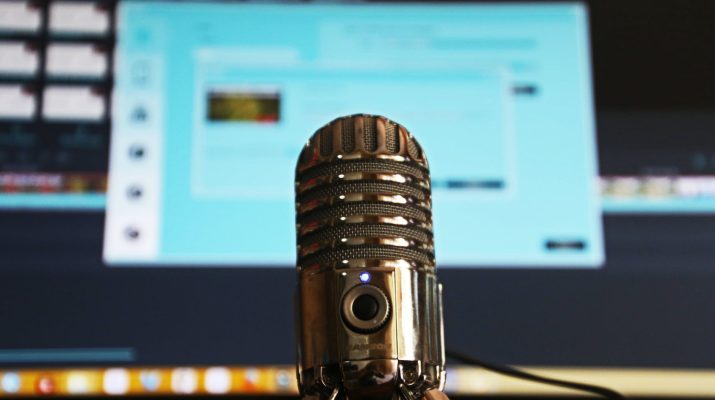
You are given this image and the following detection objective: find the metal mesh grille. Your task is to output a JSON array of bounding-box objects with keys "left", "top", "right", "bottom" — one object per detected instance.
[
  {"left": 298, "top": 201, "right": 429, "bottom": 225},
  {"left": 301, "top": 223, "right": 432, "bottom": 247},
  {"left": 341, "top": 118, "right": 355, "bottom": 152},
  {"left": 385, "top": 122, "right": 399, "bottom": 153},
  {"left": 408, "top": 139, "right": 421, "bottom": 160},
  {"left": 319, "top": 127, "right": 332, "bottom": 156},
  {"left": 298, "top": 159, "right": 426, "bottom": 183},
  {"left": 363, "top": 117, "right": 377, "bottom": 151},
  {"left": 298, "top": 180, "right": 427, "bottom": 203},
  {"left": 300, "top": 245, "right": 433, "bottom": 267}
]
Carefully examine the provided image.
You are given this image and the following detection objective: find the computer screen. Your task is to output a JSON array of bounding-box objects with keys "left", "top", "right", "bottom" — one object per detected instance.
[
  {"left": 1, "top": 0, "right": 715, "bottom": 397},
  {"left": 104, "top": 2, "right": 601, "bottom": 267}
]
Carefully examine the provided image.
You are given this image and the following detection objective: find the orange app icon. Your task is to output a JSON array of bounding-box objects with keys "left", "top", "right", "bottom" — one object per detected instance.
[{"left": 35, "top": 374, "right": 56, "bottom": 395}]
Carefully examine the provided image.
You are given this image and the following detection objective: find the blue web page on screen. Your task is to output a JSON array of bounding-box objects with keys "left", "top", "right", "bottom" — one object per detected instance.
[{"left": 104, "top": 1, "right": 604, "bottom": 267}]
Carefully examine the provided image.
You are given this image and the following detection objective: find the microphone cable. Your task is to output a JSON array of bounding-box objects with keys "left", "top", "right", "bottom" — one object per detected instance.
[{"left": 446, "top": 349, "right": 626, "bottom": 399}]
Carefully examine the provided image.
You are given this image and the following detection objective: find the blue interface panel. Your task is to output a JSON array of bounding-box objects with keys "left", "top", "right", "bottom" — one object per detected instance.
[{"left": 104, "top": 1, "right": 603, "bottom": 267}]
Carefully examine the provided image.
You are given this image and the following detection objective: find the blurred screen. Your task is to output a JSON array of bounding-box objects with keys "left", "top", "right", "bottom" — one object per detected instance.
[{"left": 104, "top": 2, "right": 602, "bottom": 267}]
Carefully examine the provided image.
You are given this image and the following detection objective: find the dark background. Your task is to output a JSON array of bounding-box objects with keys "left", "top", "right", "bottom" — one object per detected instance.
[
  {"left": 1, "top": 0, "right": 715, "bottom": 377},
  {"left": 590, "top": 0, "right": 715, "bottom": 178},
  {"left": 590, "top": 0, "right": 715, "bottom": 111}
]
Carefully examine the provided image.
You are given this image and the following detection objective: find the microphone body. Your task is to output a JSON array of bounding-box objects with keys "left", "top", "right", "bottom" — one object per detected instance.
[{"left": 295, "top": 114, "right": 446, "bottom": 400}]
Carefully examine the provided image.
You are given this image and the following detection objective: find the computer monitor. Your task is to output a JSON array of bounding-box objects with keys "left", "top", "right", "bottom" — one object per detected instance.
[{"left": 1, "top": 0, "right": 714, "bottom": 397}]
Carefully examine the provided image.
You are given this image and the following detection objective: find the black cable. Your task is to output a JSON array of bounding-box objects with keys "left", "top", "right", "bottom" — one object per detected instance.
[{"left": 446, "top": 349, "right": 626, "bottom": 399}]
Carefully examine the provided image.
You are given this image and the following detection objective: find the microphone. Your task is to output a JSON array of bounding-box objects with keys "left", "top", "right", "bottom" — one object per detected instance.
[{"left": 295, "top": 114, "right": 446, "bottom": 400}]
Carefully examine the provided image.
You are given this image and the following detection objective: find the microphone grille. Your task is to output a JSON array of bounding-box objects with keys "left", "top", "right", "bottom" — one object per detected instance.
[{"left": 295, "top": 114, "right": 434, "bottom": 271}]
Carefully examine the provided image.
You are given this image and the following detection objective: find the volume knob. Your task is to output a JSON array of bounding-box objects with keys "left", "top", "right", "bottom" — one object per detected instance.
[{"left": 341, "top": 284, "right": 391, "bottom": 334}]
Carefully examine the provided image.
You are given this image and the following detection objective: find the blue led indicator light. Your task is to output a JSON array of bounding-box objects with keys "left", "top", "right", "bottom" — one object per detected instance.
[{"left": 359, "top": 271, "right": 371, "bottom": 283}]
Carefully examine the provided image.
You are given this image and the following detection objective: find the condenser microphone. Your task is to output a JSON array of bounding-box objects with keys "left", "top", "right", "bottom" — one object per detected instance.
[{"left": 295, "top": 114, "right": 446, "bottom": 400}]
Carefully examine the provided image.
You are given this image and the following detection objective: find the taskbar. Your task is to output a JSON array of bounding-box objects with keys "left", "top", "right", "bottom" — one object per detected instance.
[
  {"left": 1, "top": 366, "right": 715, "bottom": 397},
  {"left": 0, "top": 366, "right": 295, "bottom": 397}
]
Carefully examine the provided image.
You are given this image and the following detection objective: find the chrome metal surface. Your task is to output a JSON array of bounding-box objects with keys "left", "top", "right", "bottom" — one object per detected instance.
[{"left": 296, "top": 114, "right": 446, "bottom": 400}]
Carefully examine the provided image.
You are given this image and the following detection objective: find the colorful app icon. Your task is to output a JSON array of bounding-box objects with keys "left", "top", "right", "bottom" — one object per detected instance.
[
  {"left": 275, "top": 369, "right": 292, "bottom": 390},
  {"left": 66, "top": 371, "right": 92, "bottom": 394},
  {"left": 204, "top": 367, "right": 231, "bottom": 394},
  {"left": 139, "top": 370, "right": 161, "bottom": 392},
  {"left": 103, "top": 368, "right": 129, "bottom": 395},
  {"left": 243, "top": 368, "right": 260, "bottom": 392},
  {"left": 35, "top": 374, "right": 56, "bottom": 395},
  {"left": 171, "top": 368, "right": 197, "bottom": 394},
  {"left": 1, "top": 372, "right": 21, "bottom": 394}
]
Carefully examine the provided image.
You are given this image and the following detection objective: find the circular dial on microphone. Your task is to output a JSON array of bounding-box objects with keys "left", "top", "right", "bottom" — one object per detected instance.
[
  {"left": 352, "top": 294, "right": 380, "bottom": 321},
  {"left": 341, "top": 284, "right": 390, "bottom": 334}
]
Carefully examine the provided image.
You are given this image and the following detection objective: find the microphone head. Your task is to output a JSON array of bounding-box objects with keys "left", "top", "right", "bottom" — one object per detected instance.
[
  {"left": 295, "top": 114, "right": 444, "bottom": 400},
  {"left": 296, "top": 114, "right": 435, "bottom": 272}
]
